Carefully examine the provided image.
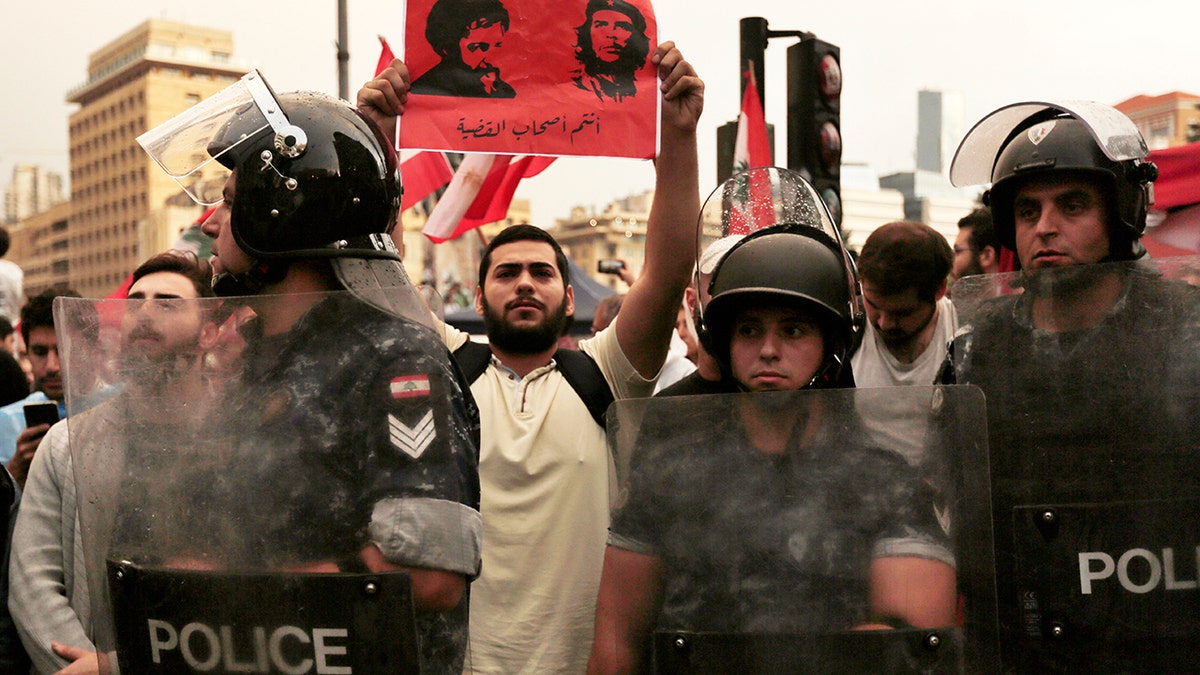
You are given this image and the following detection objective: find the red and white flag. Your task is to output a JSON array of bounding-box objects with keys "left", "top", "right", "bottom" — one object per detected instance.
[
  {"left": 422, "top": 154, "right": 555, "bottom": 243},
  {"left": 733, "top": 70, "right": 772, "bottom": 173},
  {"left": 729, "top": 69, "right": 775, "bottom": 234}
]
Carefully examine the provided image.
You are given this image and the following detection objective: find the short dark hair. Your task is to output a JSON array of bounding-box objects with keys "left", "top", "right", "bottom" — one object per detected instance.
[
  {"left": 20, "top": 287, "right": 81, "bottom": 346},
  {"left": 0, "top": 316, "right": 12, "bottom": 340},
  {"left": 477, "top": 224, "right": 571, "bottom": 288},
  {"left": 958, "top": 207, "right": 997, "bottom": 254},
  {"left": 857, "top": 221, "right": 953, "bottom": 302},
  {"left": 131, "top": 251, "right": 215, "bottom": 299},
  {"left": 0, "top": 227, "right": 10, "bottom": 258},
  {"left": 425, "top": 0, "right": 510, "bottom": 58}
]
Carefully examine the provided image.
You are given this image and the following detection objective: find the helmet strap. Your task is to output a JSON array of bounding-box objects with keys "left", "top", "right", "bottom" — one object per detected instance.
[{"left": 211, "top": 260, "right": 289, "bottom": 297}]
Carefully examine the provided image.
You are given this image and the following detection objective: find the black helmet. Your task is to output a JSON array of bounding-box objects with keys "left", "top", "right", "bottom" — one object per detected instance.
[
  {"left": 205, "top": 91, "right": 401, "bottom": 262},
  {"left": 696, "top": 166, "right": 864, "bottom": 386},
  {"left": 702, "top": 225, "right": 859, "bottom": 388},
  {"left": 139, "top": 72, "right": 429, "bottom": 323},
  {"left": 950, "top": 100, "right": 1157, "bottom": 261}
]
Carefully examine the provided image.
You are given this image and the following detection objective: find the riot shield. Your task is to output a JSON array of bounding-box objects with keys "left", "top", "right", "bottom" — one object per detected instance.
[
  {"left": 56, "top": 288, "right": 481, "bottom": 675},
  {"left": 605, "top": 386, "right": 997, "bottom": 673},
  {"left": 949, "top": 258, "right": 1200, "bottom": 672}
]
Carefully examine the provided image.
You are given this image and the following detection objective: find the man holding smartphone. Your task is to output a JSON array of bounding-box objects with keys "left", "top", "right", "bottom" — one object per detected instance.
[{"left": 0, "top": 288, "right": 79, "bottom": 487}]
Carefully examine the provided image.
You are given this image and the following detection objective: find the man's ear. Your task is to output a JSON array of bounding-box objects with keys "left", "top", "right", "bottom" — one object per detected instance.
[
  {"left": 474, "top": 286, "right": 485, "bottom": 317},
  {"left": 934, "top": 278, "right": 948, "bottom": 301},
  {"left": 565, "top": 284, "right": 576, "bottom": 317},
  {"left": 199, "top": 322, "right": 220, "bottom": 351},
  {"left": 979, "top": 245, "right": 998, "bottom": 272}
]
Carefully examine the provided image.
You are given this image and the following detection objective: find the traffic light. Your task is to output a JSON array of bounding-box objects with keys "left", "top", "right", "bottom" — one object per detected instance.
[{"left": 787, "top": 38, "right": 842, "bottom": 226}]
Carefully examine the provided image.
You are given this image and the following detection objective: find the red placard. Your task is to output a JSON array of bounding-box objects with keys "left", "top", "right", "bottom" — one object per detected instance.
[{"left": 400, "top": 0, "right": 659, "bottom": 159}]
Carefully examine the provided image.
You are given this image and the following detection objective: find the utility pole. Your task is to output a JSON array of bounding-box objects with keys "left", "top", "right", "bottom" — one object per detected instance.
[{"left": 337, "top": 0, "right": 350, "bottom": 100}]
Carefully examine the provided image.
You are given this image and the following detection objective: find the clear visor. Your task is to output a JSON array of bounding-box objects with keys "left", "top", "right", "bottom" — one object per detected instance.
[
  {"left": 698, "top": 167, "right": 841, "bottom": 253},
  {"left": 136, "top": 70, "right": 283, "bottom": 205},
  {"left": 949, "top": 100, "right": 1149, "bottom": 188}
]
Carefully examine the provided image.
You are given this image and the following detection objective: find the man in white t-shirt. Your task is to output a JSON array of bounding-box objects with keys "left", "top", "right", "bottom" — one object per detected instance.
[
  {"left": 850, "top": 221, "right": 956, "bottom": 464},
  {"left": 359, "top": 42, "right": 703, "bottom": 673}
]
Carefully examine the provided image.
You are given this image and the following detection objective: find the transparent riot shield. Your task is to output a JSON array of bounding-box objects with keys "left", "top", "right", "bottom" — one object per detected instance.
[
  {"left": 949, "top": 258, "right": 1200, "bottom": 672},
  {"left": 604, "top": 386, "right": 997, "bottom": 673},
  {"left": 56, "top": 288, "right": 480, "bottom": 675}
]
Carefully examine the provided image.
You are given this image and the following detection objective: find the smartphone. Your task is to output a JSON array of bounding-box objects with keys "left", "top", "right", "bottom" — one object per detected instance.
[
  {"left": 598, "top": 259, "right": 626, "bottom": 275},
  {"left": 23, "top": 402, "right": 60, "bottom": 427}
]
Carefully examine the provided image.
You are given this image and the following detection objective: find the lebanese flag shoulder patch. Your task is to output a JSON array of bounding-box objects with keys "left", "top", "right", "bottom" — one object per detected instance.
[{"left": 390, "top": 375, "right": 431, "bottom": 398}]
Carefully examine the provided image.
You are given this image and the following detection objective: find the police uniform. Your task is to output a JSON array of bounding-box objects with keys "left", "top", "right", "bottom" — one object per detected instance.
[
  {"left": 610, "top": 395, "right": 953, "bottom": 634},
  {"left": 948, "top": 268, "right": 1200, "bottom": 671},
  {"left": 220, "top": 294, "right": 481, "bottom": 673}
]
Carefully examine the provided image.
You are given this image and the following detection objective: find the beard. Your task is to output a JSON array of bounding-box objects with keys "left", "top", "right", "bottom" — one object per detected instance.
[
  {"left": 1019, "top": 263, "right": 1114, "bottom": 299},
  {"left": 117, "top": 326, "right": 202, "bottom": 392},
  {"left": 482, "top": 293, "right": 570, "bottom": 355}
]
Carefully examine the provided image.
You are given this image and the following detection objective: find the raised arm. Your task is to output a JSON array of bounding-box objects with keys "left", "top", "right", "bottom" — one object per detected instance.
[
  {"left": 615, "top": 41, "right": 704, "bottom": 378},
  {"left": 356, "top": 59, "right": 412, "bottom": 148}
]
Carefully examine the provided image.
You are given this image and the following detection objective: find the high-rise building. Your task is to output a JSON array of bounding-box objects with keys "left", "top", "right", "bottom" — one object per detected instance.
[
  {"left": 62, "top": 19, "right": 249, "bottom": 296},
  {"left": 916, "top": 89, "right": 964, "bottom": 175},
  {"left": 3, "top": 165, "right": 64, "bottom": 224}
]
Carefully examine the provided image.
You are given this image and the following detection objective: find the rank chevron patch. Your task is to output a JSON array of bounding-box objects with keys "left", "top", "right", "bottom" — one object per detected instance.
[{"left": 389, "top": 410, "right": 436, "bottom": 458}]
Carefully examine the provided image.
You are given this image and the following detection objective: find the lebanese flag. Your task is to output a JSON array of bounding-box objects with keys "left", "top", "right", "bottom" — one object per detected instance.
[
  {"left": 422, "top": 154, "right": 556, "bottom": 243},
  {"left": 400, "top": 151, "right": 454, "bottom": 211},
  {"left": 729, "top": 69, "right": 774, "bottom": 234},
  {"left": 1143, "top": 141, "right": 1200, "bottom": 256}
]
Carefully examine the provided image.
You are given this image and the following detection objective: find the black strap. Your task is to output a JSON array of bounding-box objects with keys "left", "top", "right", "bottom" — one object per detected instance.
[
  {"left": 554, "top": 348, "right": 615, "bottom": 430},
  {"left": 453, "top": 341, "right": 494, "bottom": 384},
  {"left": 453, "top": 341, "right": 613, "bottom": 429}
]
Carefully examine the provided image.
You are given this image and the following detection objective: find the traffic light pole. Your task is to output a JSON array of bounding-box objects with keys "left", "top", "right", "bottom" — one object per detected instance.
[
  {"left": 716, "top": 17, "right": 842, "bottom": 226},
  {"left": 737, "top": 17, "right": 811, "bottom": 111}
]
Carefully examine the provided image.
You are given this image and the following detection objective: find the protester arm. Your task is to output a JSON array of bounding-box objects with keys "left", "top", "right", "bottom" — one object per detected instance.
[
  {"left": 615, "top": 41, "right": 703, "bottom": 378},
  {"left": 588, "top": 545, "right": 664, "bottom": 674},
  {"left": 8, "top": 424, "right": 94, "bottom": 673},
  {"left": 356, "top": 59, "right": 411, "bottom": 146}
]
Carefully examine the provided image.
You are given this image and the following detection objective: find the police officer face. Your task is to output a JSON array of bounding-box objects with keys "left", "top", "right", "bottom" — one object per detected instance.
[
  {"left": 728, "top": 304, "right": 825, "bottom": 392},
  {"left": 1012, "top": 175, "right": 1111, "bottom": 269},
  {"left": 200, "top": 171, "right": 256, "bottom": 281},
  {"left": 477, "top": 240, "right": 575, "bottom": 354}
]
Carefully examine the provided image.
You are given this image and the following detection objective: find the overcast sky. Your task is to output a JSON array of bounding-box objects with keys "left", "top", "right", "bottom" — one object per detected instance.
[{"left": 3, "top": 0, "right": 1199, "bottom": 228}]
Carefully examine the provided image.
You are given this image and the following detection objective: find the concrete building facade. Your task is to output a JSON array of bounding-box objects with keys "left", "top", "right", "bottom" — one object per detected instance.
[
  {"left": 4, "top": 165, "right": 65, "bottom": 224},
  {"left": 1115, "top": 91, "right": 1200, "bottom": 150},
  {"left": 61, "top": 19, "right": 248, "bottom": 296}
]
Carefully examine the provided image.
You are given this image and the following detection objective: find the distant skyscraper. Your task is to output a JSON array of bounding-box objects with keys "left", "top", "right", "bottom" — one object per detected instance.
[
  {"left": 916, "top": 89, "right": 964, "bottom": 175},
  {"left": 3, "top": 165, "right": 64, "bottom": 223}
]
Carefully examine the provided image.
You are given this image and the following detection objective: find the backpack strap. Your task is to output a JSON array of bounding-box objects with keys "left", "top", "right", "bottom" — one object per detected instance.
[
  {"left": 453, "top": 340, "right": 494, "bottom": 384},
  {"left": 453, "top": 341, "right": 614, "bottom": 429},
  {"left": 554, "top": 348, "right": 614, "bottom": 430}
]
